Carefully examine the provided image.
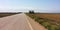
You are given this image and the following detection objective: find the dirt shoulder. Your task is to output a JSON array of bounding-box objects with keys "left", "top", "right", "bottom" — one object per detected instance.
[{"left": 26, "top": 14, "right": 48, "bottom": 30}]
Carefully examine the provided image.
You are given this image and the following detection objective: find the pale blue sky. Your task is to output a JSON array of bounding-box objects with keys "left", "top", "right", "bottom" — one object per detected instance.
[{"left": 0, "top": 0, "right": 60, "bottom": 13}]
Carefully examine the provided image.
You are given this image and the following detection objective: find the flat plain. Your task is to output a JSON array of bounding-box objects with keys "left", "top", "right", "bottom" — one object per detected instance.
[
  {"left": 34, "top": 13, "right": 60, "bottom": 24},
  {"left": 26, "top": 13, "right": 60, "bottom": 30},
  {"left": 0, "top": 13, "right": 19, "bottom": 18}
]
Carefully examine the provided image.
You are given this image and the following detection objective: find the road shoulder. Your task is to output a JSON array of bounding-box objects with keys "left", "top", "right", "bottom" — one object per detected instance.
[{"left": 25, "top": 14, "right": 48, "bottom": 30}]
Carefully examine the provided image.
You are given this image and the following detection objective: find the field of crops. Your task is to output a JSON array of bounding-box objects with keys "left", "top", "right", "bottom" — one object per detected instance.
[
  {"left": 26, "top": 13, "right": 60, "bottom": 30},
  {"left": 0, "top": 13, "right": 19, "bottom": 18},
  {"left": 34, "top": 13, "right": 60, "bottom": 24}
]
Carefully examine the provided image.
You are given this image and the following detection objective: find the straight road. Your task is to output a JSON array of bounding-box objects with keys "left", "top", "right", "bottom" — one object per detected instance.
[
  {"left": 0, "top": 13, "right": 47, "bottom": 30},
  {"left": 0, "top": 13, "right": 31, "bottom": 30}
]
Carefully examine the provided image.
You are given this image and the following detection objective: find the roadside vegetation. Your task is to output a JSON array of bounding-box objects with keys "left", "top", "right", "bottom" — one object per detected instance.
[{"left": 26, "top": 11, "right": 60, "bottom": 30}]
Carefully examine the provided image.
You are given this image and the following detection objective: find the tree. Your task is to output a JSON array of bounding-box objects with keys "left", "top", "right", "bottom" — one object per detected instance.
[{"left": 29, "top": 10, "right": 34, "bottom": 14}]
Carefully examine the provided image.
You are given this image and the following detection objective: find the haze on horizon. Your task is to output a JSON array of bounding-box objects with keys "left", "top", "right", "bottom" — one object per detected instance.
[{"left": 0, "top": 0, "right": 60, "bottom": 13}]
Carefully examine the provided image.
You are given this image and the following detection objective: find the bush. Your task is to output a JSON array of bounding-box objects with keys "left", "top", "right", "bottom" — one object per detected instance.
[
  {"left": 34, "top": 17, "right": 40, "bottom": 21},
  {"left": 49, "top": 25, "right": 59, "bottom": 30},
  {"left": 32, "top": 16, "right": 36, "bottom": 18},
  {"left": 53, "top": 25, "right": 58, "bottom": 30},
  {"left": 38, "top": 20, "right": 45, "bottom": 24},
  {"left": 41, "top": 22, "right": 51, "bottom": 28}
]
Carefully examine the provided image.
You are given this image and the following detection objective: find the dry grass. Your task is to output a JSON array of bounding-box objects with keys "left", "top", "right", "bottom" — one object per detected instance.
[
  {"left": 34, "top": 13, "right": 60, "bottom": 24},
  {"left": 0, "top": 13, "right": 19, "bottom": 18},
  {"left": 35, "top": 13, "right": 60, "bottom": 20},
  {"left": 26, "top": 13, "right": 60, "bottom": 30}
]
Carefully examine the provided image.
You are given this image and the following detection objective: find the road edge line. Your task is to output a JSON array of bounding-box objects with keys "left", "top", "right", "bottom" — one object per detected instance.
[{"left": 24, "top": 14, "right": 34, "bottom": 30}]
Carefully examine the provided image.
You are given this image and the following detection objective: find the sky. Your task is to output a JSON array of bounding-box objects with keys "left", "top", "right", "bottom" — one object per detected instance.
[{"left": 0, "top": 0, "right": 60, "bottom": 13}]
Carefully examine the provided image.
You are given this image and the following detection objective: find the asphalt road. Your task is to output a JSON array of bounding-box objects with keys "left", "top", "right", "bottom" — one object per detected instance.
[{"left": 0, "top": 13, "right": 31, "bottom": 30}]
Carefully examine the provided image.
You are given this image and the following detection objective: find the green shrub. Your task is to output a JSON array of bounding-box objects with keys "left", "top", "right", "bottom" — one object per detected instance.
[
  {"left": 49, "top": 25, "right": 59, "bottom": 30},
  {"left": 35, "top": 19, "right": 44, "bottom": 24},
  {"left": 31, "top": 15, "right": 35, "bottom": 18},
  {"left": 32, "top": 16, "right": 36, "bottom": 19},
  {"left": 34, "top": 17, "right": 40, "bottom": 21},
  {"left": 41, "top": 22, "right": 51, "bottom": 28}
]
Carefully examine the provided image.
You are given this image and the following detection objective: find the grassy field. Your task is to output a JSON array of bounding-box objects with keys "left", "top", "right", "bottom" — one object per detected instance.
[
  {"left": 35, "top": 13, "right": 60, "bottom": 21},
  {"left": 26, "top": 13, "right": 60, "bottom": 30},
  {"left": 34, "top": 13, "right": 60, "bottom": 24},
  {"left": 0, "top": 13, "right": 20, "bottom": 18}
]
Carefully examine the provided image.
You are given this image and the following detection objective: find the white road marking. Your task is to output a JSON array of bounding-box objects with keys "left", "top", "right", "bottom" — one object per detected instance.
[{"left": 24, "top": 14, "right": 34, "bottom": 30}]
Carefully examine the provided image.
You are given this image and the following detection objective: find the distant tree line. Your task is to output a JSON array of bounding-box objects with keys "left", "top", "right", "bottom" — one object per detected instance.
[{"left": 29, "top": 10, "right": 34, "bottom": 14}]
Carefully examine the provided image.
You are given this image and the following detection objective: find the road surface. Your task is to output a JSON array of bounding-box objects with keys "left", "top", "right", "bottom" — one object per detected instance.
[
  {"left": 0, "top": 13, "right": 47, "bottom": 30},
  {"left": 0, "top": 13, "right": 32, "bottom": 30}
]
